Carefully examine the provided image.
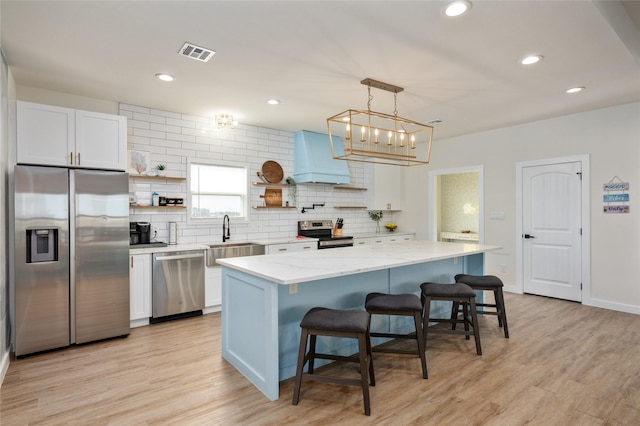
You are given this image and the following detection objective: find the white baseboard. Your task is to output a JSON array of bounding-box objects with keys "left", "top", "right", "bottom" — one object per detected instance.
[{"left": 585, "top": 298, "right": 640, "bottom": 315}]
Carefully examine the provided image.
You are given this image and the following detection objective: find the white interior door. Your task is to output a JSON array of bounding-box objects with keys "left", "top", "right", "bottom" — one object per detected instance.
[{"left": 522, "top": 162, "right": 582, "bottom": 301}]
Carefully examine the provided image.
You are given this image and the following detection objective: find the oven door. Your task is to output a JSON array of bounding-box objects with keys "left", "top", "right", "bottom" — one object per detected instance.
[{"left": 318, "top": 237, "right": 354, "bottom": 249}]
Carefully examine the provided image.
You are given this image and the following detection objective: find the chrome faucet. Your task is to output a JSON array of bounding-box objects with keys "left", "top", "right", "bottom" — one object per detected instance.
[{"left": 222, "top": 215, "right": 230, "bottom": 242}]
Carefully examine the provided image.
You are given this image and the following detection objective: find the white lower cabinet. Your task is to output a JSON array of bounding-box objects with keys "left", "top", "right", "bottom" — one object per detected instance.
[
  {"left": 205, "top": 264, "right": 222, "bottom": 312},
  {"left": 266, "top": 241, "right": 317, "bottom": 254},
  {"left": 387, "top": 234, "right": 415, "bottom": 243},
  {"left": 130, "top": 254, "right": 152, "bottom": 326},
  {"left": 354, "top": 233, "right": 415, "bottom": 246}
]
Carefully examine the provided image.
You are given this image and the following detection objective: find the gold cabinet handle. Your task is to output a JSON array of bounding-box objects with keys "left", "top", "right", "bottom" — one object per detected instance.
[
  {"left": 70, "top": 152, "right": 73, "bottom": 165},
  {"left": 130, "top": 256, "right": 134, "bottom": 268},
  {"left": 77, "top": 152, "right": 81, "bottom": 166}
]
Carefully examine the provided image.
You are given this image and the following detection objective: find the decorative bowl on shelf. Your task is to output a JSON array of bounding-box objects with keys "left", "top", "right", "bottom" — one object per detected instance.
[{"left": 385, "top": 223, "right": 397, "bottom": 232}]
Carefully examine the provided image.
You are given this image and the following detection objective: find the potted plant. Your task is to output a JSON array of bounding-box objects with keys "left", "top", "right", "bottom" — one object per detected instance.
[
  {"left": 285, "top": 176, "right": 297, "bottom": 207},
  {"left": 368, "top": 210, "right": 384, "bottom": 233},
  {"left": 155, "top": 164, "right": 167, "bottom": 176}
]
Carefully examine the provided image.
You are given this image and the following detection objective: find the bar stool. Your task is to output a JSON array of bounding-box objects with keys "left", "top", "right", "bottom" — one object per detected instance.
[
  {"left": 455, "top": 274, "right": 509, "bottom": 338},
  {"left": 292, "top": 307, "right": 375, "bottom": 416},
  {"left": 420, "top": 282, "right": 482, "bottom": 356},
  {"left": 364, "top": 292, "right": 428, "bottom": 379}
]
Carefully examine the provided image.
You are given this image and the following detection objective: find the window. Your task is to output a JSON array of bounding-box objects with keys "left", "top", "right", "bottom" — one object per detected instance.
[{"left": 189, "top": 160, "right": 248, "bottom": 220}]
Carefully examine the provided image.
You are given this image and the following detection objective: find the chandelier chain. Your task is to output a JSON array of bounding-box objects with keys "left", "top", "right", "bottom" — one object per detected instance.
[{"left": 367, "top": 84, "right": 373, "bottom": 112}]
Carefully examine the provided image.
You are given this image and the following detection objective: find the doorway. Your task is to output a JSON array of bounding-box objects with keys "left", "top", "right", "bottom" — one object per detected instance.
[
  {"left": 516, "top": 155, "right": 591, "bottom": 302},
  {"left": 428, "top": 166, "right": 484, "bottom": 243}
]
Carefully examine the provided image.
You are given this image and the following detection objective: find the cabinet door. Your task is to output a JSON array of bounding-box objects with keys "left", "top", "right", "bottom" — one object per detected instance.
[
  {"left": 130, "top": 254, "right": 152, "bottom": 321},
  {"left": 353, "top": 238, "right": 370, "bottom": 246},
  {"left": 17, "top": 101, "right": 75, "bottom": 167},
  {"left": 387, "top": 234, "right": 414, "bottom": 243},
  {"left": 205, "top": 265, "right": 222, "bottom": 307},
  {"left": 374, "top": 163, "right": 402, "bottom": 210},
  {"left": 75, "top": 110, "right": 127, "bottom": 170}
]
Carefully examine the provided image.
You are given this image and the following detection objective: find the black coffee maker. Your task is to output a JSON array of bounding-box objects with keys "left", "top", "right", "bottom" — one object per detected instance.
[{"left": 130, "top": 222, "right": 151, "bottom": 245}]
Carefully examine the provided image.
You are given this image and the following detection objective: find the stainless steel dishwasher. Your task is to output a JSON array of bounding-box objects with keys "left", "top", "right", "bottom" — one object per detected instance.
[{"left": 152, "top": 250, "right": 205, "bottom": 322}]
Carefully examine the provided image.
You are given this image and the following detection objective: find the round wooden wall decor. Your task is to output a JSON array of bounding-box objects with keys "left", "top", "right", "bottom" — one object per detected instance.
[{"left": 261, "top": 160, "right": 284, "bottom": 183}]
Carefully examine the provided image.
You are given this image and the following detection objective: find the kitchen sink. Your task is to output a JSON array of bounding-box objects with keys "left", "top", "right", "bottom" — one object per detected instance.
[{"left": 206, "top": 242, "right": 266, "bottom": 266}]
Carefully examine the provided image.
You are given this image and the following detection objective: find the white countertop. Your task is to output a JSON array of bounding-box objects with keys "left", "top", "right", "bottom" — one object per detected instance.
[
  {"left": 353, "top": 231, "right": 414, "bottom": 238},
  {"left": 217, "top": 240, "right": 500, "bottom": 285}
]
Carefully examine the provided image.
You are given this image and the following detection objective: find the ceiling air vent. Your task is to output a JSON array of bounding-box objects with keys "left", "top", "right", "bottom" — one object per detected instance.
[{"left": 178, "top": 42, "right": 215, "bottom": 63}]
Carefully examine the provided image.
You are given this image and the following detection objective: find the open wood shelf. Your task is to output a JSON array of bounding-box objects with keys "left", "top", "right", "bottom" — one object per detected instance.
[
  {"left": 252, "top": 206, "right": 297, "bottom": 209},
  {"left": 129, "top": 175, "right": 186, "bottom": 182},
  {"left": 129, "top": 205, "right": 187, "bottom": 209},
  {"left": 252, "top": 181, "right": 290, "bottom": 187},
  {"left": 333, "top": 186, "right": 367, "bottom": 191},
  {"left": 334, "top": 206, "right": 368, "bottom": 209}
]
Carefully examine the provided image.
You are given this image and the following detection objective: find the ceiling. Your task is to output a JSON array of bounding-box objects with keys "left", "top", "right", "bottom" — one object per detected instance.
[{"left": 2, "top": 1, "right": 639, "bottom": 141}]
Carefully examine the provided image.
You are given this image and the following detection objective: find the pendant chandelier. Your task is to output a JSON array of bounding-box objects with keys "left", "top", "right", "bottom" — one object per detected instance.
[{"left": 327, "top": 78, "right": 434, "bottom": 166}]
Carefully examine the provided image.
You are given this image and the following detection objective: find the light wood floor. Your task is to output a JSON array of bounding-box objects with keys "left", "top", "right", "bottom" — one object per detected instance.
[{"left": 2, "top": 292, "right": 640, "bottom": 425}]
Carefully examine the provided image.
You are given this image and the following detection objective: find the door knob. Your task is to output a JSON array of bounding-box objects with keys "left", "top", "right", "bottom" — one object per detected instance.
[{"left": 523, "top": 234, "right": 535, "bottom": 239}]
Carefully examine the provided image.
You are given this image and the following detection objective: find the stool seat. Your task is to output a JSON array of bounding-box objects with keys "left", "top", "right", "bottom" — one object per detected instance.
[
  {"left": 301, "top": 307, "right": 370, "bottom": 332},
  {"left": 454, "top": 274, "right": 509, "bottom": 338},
  {"left": 421, "top": 282, "right": 476, "bottom": 298},
  {"left": 293, "top": 307, "right": 375, "bottom": 416},
  {"left": 420, "top": 282, "right": 482, "bottom": 356},
  {"left": 365, "top": 292, "right": 422, "bottom": 312},
  {"left": 455, "top": 274, "right": 504, "bottom": 288},
  {"left": 365, "top": 292, "right": 428, "bottom": 379}
]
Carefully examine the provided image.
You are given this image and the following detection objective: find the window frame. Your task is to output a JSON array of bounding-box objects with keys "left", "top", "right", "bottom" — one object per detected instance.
[{"left": 187, "top": 158, "right": 249, "bottom": 224}]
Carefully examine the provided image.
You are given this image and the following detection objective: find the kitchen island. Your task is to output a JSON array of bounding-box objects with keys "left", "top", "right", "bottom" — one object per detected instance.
[{"left": 217, "top": 240, "right": 500, "bottom": 401}]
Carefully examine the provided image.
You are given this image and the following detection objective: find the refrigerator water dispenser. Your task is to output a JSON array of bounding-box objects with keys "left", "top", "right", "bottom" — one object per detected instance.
[{"left": 26, "top": 229, "right": 58, "bottom": 263}]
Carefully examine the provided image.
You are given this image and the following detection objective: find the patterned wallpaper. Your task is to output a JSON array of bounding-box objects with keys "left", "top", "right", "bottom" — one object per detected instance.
[{"left": 440, "top": 172, "right": 479, "bottom": 234}]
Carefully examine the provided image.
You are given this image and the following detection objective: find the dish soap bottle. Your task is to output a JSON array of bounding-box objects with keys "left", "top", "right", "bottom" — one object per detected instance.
[{"left": 152, "top": 192, "right": 159, "bottom": 206}]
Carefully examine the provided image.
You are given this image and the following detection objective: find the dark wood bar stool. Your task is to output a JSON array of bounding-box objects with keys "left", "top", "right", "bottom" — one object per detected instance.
[
  {"left": 455, "top": 274, "right": 509, "bottom": 338},
  {"left": 420, "top": 282, "right": 482, "bottom": 356},
  {"left": 292, "top": 307, "right": 375, "bottom": 416},
  {"left": 365, "top": 292, "right": 428, "bottom": 379}
]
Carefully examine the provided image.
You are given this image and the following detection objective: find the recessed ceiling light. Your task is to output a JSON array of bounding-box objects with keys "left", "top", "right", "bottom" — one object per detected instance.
[
  {"left": 566, "top": 87, "right": 585, "bottom": 94},
  {"left": 267, "top": 99, "right": 280, "bottom": 105},
  {"left": 521, "top": 55, "right": 543, "bottom": 65},
  {"left": 155, "top": 73, "right": 175, "bottom": 82},
  {"left": 445, "top": 0, "right": 471, "bottom": 17}
]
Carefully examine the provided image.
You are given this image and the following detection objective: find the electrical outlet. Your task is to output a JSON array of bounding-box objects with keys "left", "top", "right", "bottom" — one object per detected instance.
[
  {"left": 500, "top": 264, "right": 507, "bottom": 273},
  {"left": 289, "top": 283, "right": 298, "bottom": 295},
  {"left": 453, "top": 257, "right": 458, "bottom": 265}
]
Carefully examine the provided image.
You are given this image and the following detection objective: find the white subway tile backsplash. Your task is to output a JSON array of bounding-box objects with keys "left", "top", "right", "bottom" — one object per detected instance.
[{"left": 122, "top": 102, "right": 379, "bottom": 243}]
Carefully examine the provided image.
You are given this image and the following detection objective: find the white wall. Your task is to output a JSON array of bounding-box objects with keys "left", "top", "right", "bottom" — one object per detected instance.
[{"left": 404, "top": 102, "right": 640, "bottom": 313}]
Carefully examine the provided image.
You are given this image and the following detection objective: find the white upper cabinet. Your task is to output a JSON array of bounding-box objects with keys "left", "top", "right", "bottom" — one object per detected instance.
[
  {"left": 373, "top": 163, "right": 402, "bottom": 211},
  {"left": 75, "top": 110, "right": 127, "bottom": 170},
  {"left": 17, "top": 101, "right": 127, "bottom": 171}
]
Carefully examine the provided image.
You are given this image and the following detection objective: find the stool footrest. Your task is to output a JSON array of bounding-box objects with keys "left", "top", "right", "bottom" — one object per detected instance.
[
  {"left": 373, "top": 347, "right": 419, "bottom": 355},
  {"left": 302, "top": 373, "right": 363, "bottom": 387},
  {"left": 370, "top": 331, "right": 417, "bottom": 340},
  {"left": 313, "top": 353, "right": 360, "bottom": 363}
]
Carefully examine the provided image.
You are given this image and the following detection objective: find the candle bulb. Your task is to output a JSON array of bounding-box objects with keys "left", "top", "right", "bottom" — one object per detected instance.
[
  {"left": 400, "top": 133, "right": 405, "bottom": 147},
  {"left": 360, "top": 126, "right": 366, "bottom": 143},
  {"left": 387, "top": 131, "right": 392, "bottom": 146},
  {"left": 411, "top": 135, "right": 416, "bottom": 149},
  {"left": 345, "top": 124, "right": 351, "bottom": 141},
  {"left": 374, "top": 128, "right": 379, "bottom": 144}
]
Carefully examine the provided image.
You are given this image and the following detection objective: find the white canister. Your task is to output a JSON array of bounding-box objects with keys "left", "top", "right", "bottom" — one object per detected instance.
[{"left": 168, "top": 222, "right": 177, "bottom": 245}]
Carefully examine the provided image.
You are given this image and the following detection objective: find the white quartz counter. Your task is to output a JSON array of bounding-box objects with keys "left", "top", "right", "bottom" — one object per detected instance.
[{"left": 217, "top": 240, "right": 500, "bottom": 285}]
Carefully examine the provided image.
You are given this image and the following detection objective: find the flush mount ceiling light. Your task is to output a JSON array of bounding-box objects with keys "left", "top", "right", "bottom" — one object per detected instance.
[
  {"left": 215, "top": 114, "right": 238, "bottom": 129},
  {"left": 445, "top": 0, "right": 471, "bottom": 17},
  {"left": 566, "top": 87, "right": 585, "bottom": 94},
  {"left": 155, "top": 73, "right": 175, "bottom": 82},
  {"left": 521, "top": 55, "right": 543, "bottom": 65},
  {"left": 327, "top": 78, "right": 434, "bottom": 167},
  {"left": 267, "top": 99, "right": 280, "bottom": 105}
]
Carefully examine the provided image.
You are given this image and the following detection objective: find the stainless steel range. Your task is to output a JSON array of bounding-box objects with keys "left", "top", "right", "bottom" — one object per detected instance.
[{"left": 298, "top": 220, "right": 354, "bottom": 249}]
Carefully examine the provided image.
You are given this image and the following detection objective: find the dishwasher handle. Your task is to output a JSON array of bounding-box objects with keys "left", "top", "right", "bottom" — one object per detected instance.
[{"left": 155, "top": 253, "right": 203, "bottom": 261}]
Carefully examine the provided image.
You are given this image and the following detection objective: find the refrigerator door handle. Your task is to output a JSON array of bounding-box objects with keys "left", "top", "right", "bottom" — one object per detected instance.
[{"left": 155, "top": 253, "right": 203, "bottom": 261}]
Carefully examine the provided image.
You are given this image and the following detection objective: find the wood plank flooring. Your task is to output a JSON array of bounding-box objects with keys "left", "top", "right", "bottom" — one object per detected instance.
[{"left": 2, "top": 292, "right": 640, "bottom": 425}]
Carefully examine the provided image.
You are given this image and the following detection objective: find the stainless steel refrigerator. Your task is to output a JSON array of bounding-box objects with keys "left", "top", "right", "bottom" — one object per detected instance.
[{"left": 14, "top": 165, "right": 130, "bottom": 357}]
